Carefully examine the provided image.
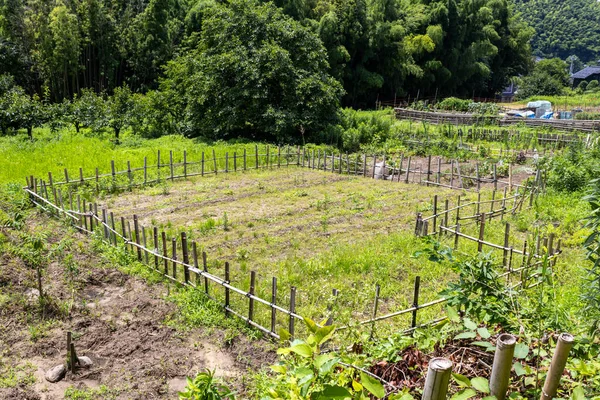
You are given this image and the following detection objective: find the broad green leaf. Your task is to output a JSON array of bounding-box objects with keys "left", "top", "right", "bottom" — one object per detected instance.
[
  {"left": 450, "top": 388, "right": 476, "bottom": 400},
  {"left": 352, "top": 380, "right": 363, "bottom": 391},
  {"left": 296, "top": 367, "right": 314, "bottom": 386},
  {"left": 513, "top": 362, "right": 527, "bottom": 376},
  {"left": 318, "top": 357, "right": 340, "bottom": 376},
  {"left": 314, "top": 385, "right": 352, "bottom": 399},
  {"left": 391, "top": 394, "right": 415, "bottom": 400},
  {"left": 464, "top": 318, "right": 478, "bottom": 330},
  {"left": 471, "top": 377, "right": 490, "bottom": 393},
  {"left": 276, "top": 347, "right": 291, "bottom": 355},
  {"left": 524, "top": 376, "right": 536, "bottom": 387},
  {"left": 477, "top": 327, "right": 491, "bottom": 339},
  {"left": 572, "top": 385, "right": 586, "bottom": 400},
  {"left": 472, "top": 341, "right": 495, "bottom": 350},
  {"left": 446, "top": 305, "right": 460, "bottom": 323},
  {"left": 270, "top": 364, "right": 287, "bottom": 374},
  {"left": 514, "top": 343, "right": 529, "bottom": 359},
  {"left": 315, "top": 325, "right": 336, "bottom": 345},
  {"left": 360, "top": 372, "right": 385, "bottom": 399},
  {"left": 278, "top": 328, "right": 291, "bottom": 342},
  {"left": 304, "top": 317, "right": 319, "bottom": 333},
  {"left": 481, "top": 397, "right": 497, "bottom": 400},
  {"left": 290, "top": 343, "right": 313, "bottom": 358},
  {"left": 452, "top": 373, "right": 471, "bottom": 388},
  {"left": 454, "top": 331, "right": 477, "bottom": 340}
]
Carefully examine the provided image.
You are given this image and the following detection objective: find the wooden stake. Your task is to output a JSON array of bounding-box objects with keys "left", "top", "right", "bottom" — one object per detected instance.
[
  {"left": 540, "top": 333, "right": 575, "bottom": 400},
  {"left": 490, "top": 334, "right": 516, "bottom": 400},
  {"left": 181, "top": 232, "right": 190, "bottom": 284},
  {"left": 422, "top": 358, "right": 452, "bottom": 400}
]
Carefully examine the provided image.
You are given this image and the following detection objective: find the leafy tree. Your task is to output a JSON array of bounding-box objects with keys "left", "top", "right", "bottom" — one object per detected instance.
[
  {"left": 105, "top": 85, "right": 133, "bottom": 142},
  {"left": 66, "top": 88, "right": 105, "bottom": 132},
  {"left": 163, "top": 0, "right": 343, "bottom": 142},
  {"left": 517, "top": 58, "right": 569, "bottom": 98},
  {"left": 12, "top": 93, "right": 45, "bottom": 140}
]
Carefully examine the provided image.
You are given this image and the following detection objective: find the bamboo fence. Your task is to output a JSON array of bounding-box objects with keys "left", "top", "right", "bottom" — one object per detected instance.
[{"left": 22, "top": 145, "right": 560, "bottom": 340}]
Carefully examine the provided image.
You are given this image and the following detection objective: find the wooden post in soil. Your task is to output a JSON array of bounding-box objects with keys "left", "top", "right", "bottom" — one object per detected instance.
[
  {"left": 427, "top": 155, "right": 432, "bottom": 185},
  {"left": 271, "top": 277, "right": 277, "bottom": 334},
  {"left": 203, "top": 252, "right": 209, "bottom": 294},
  {"left": 432, "top": 195, "right": 438, "bottom": 234},
  {"left": 422, "top": 358, "right": 453, "bottom": 400},
  {"left": 405, "top": 156, "right": 412, "bottom": 183},
  {"left": 503, "top": 223, "right": 510, "bottom": 267},
  {"left": 477, "top": 210, "right": 486, "bottom": 252},
  {"left": 248, "top": 271, "right": 256, "bottom": 323},
  {"left": 162, "top": 232, "right": 168, "bottom": 275},
  {"left": 224, "top": 262, "right": 230, "bottom": 316},
  {"left": 171, "top": 237, "right": 177, "bottom": 280},
  {"left": 181, "top": 232, "right": 190, "bottom": 284},
  {"left": 369, "top": 284, "right": 380, "bottom": 340},
  {"left": 490, "top": 334, "right": 517, "bottom": 400},
  {"left": 540, "top": 333, "right": 575, "bottom": 400},
  {"left": 213, "top": 149, "right": 217, "bottom": 174},
  {"left": 133, "top": 215, "right": 142, "bottom": 261},
  {"left": 411, "top": 276, "right": 420, "bottom": 329},
  {"left": 289, "top": 286, "right": 297, "bottom": 339},
  {"left": 153, "top": 227, "right": 159, "bottom": 270}
]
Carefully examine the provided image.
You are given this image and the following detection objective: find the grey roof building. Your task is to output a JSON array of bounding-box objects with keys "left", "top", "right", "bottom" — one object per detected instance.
[{"left": 571, "top": 66, "right": 600, "bottom": 86}]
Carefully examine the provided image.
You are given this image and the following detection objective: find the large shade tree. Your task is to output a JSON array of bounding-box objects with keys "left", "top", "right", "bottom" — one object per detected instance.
[{"left": 162, "top": 0, "right": 344, "bottom": 142}]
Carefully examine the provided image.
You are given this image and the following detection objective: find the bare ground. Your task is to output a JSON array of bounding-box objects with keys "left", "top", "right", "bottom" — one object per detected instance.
[{"left": 0, "top": 212, "right": 274, "bottom": 399}]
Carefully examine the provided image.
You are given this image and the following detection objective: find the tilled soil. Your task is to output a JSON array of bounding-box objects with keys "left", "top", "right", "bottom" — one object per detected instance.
[{"left": 0, "top": 212, "right": 274, "bottom": 399}]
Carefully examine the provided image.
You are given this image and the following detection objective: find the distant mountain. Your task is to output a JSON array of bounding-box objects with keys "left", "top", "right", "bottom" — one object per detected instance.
[{"left": 514, "top": 0, "right": 600, "bottom": 63}]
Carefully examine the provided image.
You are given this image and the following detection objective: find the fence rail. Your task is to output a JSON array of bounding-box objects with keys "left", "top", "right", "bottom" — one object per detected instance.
[
  {"left": 23, "top": 144, "right": 560, "bottom": 342},
  {"left": 395, "top": 108, "right": 600, "bottom": 133}
]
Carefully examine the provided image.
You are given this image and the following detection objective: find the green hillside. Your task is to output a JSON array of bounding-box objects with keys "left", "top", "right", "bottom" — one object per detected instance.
[{"left": 514, "top": 0, "right": 600, "bottom": 62}]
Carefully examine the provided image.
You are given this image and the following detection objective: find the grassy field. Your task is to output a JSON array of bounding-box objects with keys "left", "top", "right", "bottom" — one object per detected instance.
[
  {"left": 65, "top": 165, "right": 586, "bottom": 338},
  {"left": 512, "top": 91, "right": 600, "bottom": 110}
]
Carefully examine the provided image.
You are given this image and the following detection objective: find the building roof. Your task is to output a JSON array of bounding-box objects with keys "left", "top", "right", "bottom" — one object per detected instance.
[{"left": 571, "top": 66, "right": 600, "bottom": 79}]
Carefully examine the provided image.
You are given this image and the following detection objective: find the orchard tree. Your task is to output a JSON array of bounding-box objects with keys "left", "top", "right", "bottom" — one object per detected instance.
[
  {"left": 106, "top": 85, "right": 133, "bottom": 142},
  {"left": 162, "top": 0, "right": 343, "bottom": 142},
  {"left": 13, "top": 93, "right": 45, "bottom": 140}
]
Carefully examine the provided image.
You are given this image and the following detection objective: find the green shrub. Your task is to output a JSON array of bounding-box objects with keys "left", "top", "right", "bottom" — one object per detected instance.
[
  {"left": 574, "top": 112, "right": 600, "bottom": 120},
  {"left": 587, "top": 80, "right": 599, "bottom": 91},
  {"left": 437, "top": 97, "right": 470, "bottom": 112}
]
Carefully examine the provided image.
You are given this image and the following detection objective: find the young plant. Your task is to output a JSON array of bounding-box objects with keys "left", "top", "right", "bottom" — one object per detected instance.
[{"left": 178, "top": 369, "right": 235, "bottom": 400}]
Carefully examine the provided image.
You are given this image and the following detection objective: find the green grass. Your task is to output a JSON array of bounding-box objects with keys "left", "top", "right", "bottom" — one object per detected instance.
[
  {"left": 515, "top": 91, "right": 600, "bottom": 110},
  {"left": 0, "top": 360, "right": 36, "bottom": 389},
  {"left": 64, "top": 385, "right": 119, "bottom": 400}
]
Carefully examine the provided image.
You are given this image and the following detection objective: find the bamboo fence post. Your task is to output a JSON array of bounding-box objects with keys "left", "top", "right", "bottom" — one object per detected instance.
[
  {"left": 102, "top": 209, "right": 108, "bottom": 239},
  {"left": 476, "top": 192, "right": 481, "bottom": 216},
  {"left": 244, "top": 148, "right": 247, "bottom": 171},
  {"left": 153, "top": 227, "right": 159, "bottom": 269},
  {"left": 455, "top": 195, "right": 461, "bottom": 227},
  {"left": 224, "top": 262, "right": 230, "bottom": 316},
  {"left": 476, "top": 163, "right": 480, "bottom": 190},
  {"left": 540, "top": 333, "right": 575, "bottom": 400},
  {"left": 490, "top": 334, "right": 517, "bottom": 400},
  {"left": 444, "top": 199, "right": 449, "bottom": 230},
  {"left": 213, "top": 149, "right": 217, "bottom": 174},
  {"left": 133, "top": 215, "right": 142, "bottom": 261},
  {"left": 509, "top": 164, "right": 513, "bottom": 191},
  {"left": 248, "top": 271, "right": 256, "bottom": 323},
  {"left": 192, "top": 241, "right": 199, "bottom": 285},
  {"left": 203, "top": 252, "right": 209, "bottom": 294},
  {"left": 126, "top": 220, "right": 133, "bottom": 252},
  {"left": 225, "top": 152, "right": 229, "bottom": 173},
  {"left": 289, "top": 286, "right": 297, "bottom": 339},
  {"left": 181, "top": 232, "right": 190, "bottom": 284},
  {"left": 411, "top": 276, "right": 421, "bottom": 328},
  {"left": 183, "top": 151, "right": 187, "bottom": 178},
  {"left": 120, "top": 216, "right": 126, "bottom": 247},
  {"left": 331, "top": 152, "right": 335, "bottom": 173},
  {"left": 338, "top": 152, "right": 343, "bottom": 174},
  {"left": 405, "top": 156, "right": 412, "bottom": 183},
  {"left": 422, "top": 358, "right": 453, "bottom": 400},
  {"left": 363, "top": 154, "right": 367, "bottom": 177},
  {"left": 110, "top": 212, "right": 116, "bottom": 245},
  {"left": 369, "top": 284, "right": 381, "bottom": 340},
  {"left": 432, "top": 195, "right": 438, "bottom": 233},
  {"left": 415, "top": 213, "right": 423, "bottom": 236},
  {"left": 478, "top": 213, "right": 486, "bottom": 252},
  {"left": 94, "top": 168, "right": 99, "bottom": 193},
  {"left": 201, "top": 152, "right": 205, "bottom": 176},
  {"left": 450, "top": 160, "right": 454, "bottom": 188},
  {"left": 255, "top": 145, "right": 259, "bottom": 169},
  {"left": 64, "top": 168, "right": 69, "bottom": 183},
  {"left": 142, "top": 226, "right": 148, "bottom": 264},
  {"left": 277, "top": 146, "right": 281, "bottom": 168},
  {"left": 493, "top": 163, "right": 498, "bottom": 191},
  {"left": 436, "top": 157, "right": 441, "bottom": 184},
  {"left": 372, "top": 155, "right": 376, "bottom": 179},
  {"left": 169, "top": 151, "right": 174, "bottom": 180},
  {"left": 491, "top": 190, "right": 496, "bottom": 214},
  {"left": 162, "top": 232, "right": 168, "bottom": 275},
  {"left": 454, "top": 223, "right": 460, "bottom": 249},
  {"left": 503, "top": 223, "right": 510, "bottom": 267},
  {"left": 427, "top": 155, "right": 432, "bottom": 185},
  {"left": 144, "top": 156, "right": 147, "bottom": 183},
  {"left": 79, "top": 167, "right": 84, "bottom": 183},
  {"left": 127, "top": 160, "right": 133, "bottom": 187},
  {"left": 171, "top": 237, "right": 177, "bottom": 280},
  {"left": 271, "top": 277, "right": 277, "bottom": 333},
  {"left": 157, "top": 150, "right": 161, "bottom": 180}
]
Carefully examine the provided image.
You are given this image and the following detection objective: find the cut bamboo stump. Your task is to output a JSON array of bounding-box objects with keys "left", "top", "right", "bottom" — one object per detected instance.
[
  {"left": 490, "top": 333, "right": 517, "bottom": 400},
  {"left": 540, "top": 333, "right": 575, "bottom": 400},
  {"left": 422, "top": 357, "right": 452, "bottom": 400}
]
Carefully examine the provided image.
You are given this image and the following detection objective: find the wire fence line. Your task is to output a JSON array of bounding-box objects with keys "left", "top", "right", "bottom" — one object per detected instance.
[{"left": 23, "top": 145, "right": 560, "bottom": 342}]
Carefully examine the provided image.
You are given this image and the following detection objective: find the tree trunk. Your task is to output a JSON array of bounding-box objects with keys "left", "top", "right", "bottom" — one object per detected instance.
[
  {"left": 75, "top": 122, "right": 80, "bottom": 133},
  {"left": 114, "top": 127, "right": 120, "bottom": 144},
  {"left": 27, "top": 126, "right": 33, "bottom": 141}
]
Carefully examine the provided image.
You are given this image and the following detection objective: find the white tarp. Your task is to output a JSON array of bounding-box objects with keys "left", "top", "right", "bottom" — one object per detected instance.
[{"left": 526, "top": 100, "right": 552, "bottom": 110}]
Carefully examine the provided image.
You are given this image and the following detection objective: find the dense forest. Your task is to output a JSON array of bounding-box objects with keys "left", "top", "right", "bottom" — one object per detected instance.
[
  {"left": 514, "top": 0, "right": 600, "bottom": 63},
  {"left": 0, "top": 0, "right": 534, "bottom": 141}
]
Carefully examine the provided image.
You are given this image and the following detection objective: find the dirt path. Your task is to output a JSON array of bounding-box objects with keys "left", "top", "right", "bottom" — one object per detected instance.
[{"left": 0, "top": 213, "right": 274, "bottom": 399}]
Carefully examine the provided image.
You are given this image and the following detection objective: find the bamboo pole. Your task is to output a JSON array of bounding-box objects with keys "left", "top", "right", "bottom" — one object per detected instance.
[
  {"left": 422, "top": 358, "right": 452, "bottom": 400},
  {"left": 490, "top": 334, "right": 517, "bottom": 400},
  {"left": 540, "top": 333, "right": 575, "bottom": 400}
]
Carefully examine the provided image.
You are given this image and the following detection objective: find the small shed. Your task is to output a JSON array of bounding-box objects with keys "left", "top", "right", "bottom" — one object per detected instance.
[{"left": 571, "top": 66, "right": 600, "bottom": 87}]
